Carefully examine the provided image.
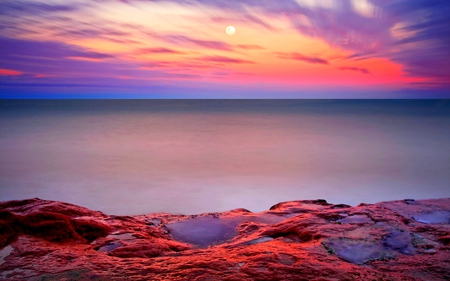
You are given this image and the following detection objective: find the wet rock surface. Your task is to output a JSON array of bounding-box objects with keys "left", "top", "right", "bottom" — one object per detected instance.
[{"left": 0, "top": 198, "right": 449, "bottom": 280}]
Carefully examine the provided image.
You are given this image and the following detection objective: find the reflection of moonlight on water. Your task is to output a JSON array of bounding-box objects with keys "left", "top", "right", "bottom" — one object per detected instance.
[{"left": 226, "top": 26, "right": 236, "bottom": 35}]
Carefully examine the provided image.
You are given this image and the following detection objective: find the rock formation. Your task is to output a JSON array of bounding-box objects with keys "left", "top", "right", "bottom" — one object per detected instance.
[{"left": 0, "top": 198, "right": 449, "bottom": 280}]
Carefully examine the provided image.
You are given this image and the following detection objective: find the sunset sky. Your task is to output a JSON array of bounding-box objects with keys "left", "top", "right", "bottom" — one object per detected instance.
[{"left": 0, "top": 0, "right": 449, "bottom": 98}]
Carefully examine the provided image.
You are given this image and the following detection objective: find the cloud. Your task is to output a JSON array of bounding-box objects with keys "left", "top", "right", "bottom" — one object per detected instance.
[
  {"left": 141, "top": 62, "right": 172, "bottom": 68},
  {"left": 0, "top": 0, "right": 81, "bottom": 16},
  {"left": 136, "top": 47, "right": 184, "bottom": 54},
  {"left": 141, "top": 0, "right": 449, "bottom": 86},
  {"left": 292, "top": 0, "right": 449, "bottom": 84},
  {"left": 0, "top": 36, "right": 217, "bottom": 91},
  {"left": 242, "top": 14, "right": 275, "bottom": 30},
  {"left": 339, "top": 67, "right": 370, "bottom": 74},
  {"left": 142, "top": 61, "right": 215, "bottom": 69},
  {"left": 1, "top": 0, "right": 449, "bottom": 93},
  {"left": 210, "top": 14, "right": 274, "bottom": 30},
  {"left": 197, "top": 56, "right": 255, "bottom": 64},
  {"left": 0, "top": 36, "right": 127, "bottom": 78},
  {"left": 68, "top": 52, "right": 115, "bottom": 60},
  {"left": 145, "top": 0, "right": 271, "bottom": 12},
  {"left": 55, "top": 28, "right": 131, "bottom": 40},
  {"left": 0, "top": 68, "right": 23, "bottom": 76},
  {"left": 160, "top": 35, "right": 233, "bottom": 51},
  {"left": 408, "top": 81, "right": 449, "bottom": 89},
  {"left": 119, "top": 72, "right": 202, "bottom": 80},
  {"left": 0, "top": 36, "right": 114, "bottom": 61},
  {"left": 384, "top": 0, "right": 450, "bottom": 83},
  {"left": 0, "top": 3, "right": 137, "bottom": 46},
  {"left": 276, "top": 52, "right": 329, "bottom": 64},
  {"left": 237, "top": 44, "right": 265, "bottom": 50}
]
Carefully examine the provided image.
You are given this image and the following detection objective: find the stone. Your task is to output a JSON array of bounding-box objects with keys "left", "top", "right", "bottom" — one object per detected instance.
[{"left": 0, "top": 198, "right": 449, "bottom": 280}]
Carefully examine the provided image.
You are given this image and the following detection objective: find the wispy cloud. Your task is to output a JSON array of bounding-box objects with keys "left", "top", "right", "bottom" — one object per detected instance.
[
  {"left": 197, "top": 56, "right": 255, "bottom": 64},
  {"left": 237, "top": 44, "right": 265, "bottom": 50},
  {"left": 160, "top": 35, "right": 233, "bottom": 51},
  {"left": 0, "top": 36, "right": 114, "bottom": 62},
  {"left": 0, "top": 0, "right": 448, "bottom": 97},
  {"left": 68, "top": 52, "right": 115, "bottom": 60},
  {"left": 387, "top": 1, "right": 450, "bottom": 83},
  {"left": 210, "top": 14, "right": 274, "bottom": 30},
  {"left": 0, "top": 36, "right": 141, "bottom": 80},
  {"left": 0, "top": 68, "right": 23, "bottom": 76},
  {"left": 276, "top": 52, "right": 329, "bottom": 65},
  {"left": 142, "top": 0, "right": 449, "bottom": 86},
  {"left": 339, "top": 67, "right": 370, "bottom": 74},
  {"left": 142, "top": 61, "right": 217, "bottom": 70},
  {"left": 55, "top": 27, "right": 131, "bottom": 40},
  {"left": 136, "top": 47, "right": 184, "bottom": 55},
  {"left": 0, "top": 0, "right": 81, "bottom": 16}
]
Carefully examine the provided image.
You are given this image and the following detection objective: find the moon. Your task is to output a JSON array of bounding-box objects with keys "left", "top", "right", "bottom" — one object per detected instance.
[{"left": 226, "top": 26, "right": 236, "bottom": 36}]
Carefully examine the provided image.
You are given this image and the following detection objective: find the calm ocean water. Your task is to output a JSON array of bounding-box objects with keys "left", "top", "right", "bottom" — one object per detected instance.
[{"left": 1, "top": 100, "right": 449, "bottom": 215}]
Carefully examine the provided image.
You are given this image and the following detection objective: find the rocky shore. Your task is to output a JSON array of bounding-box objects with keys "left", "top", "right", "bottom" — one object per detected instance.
[{"left": 0, "top": 198, "right": 449, "bottom": 280}]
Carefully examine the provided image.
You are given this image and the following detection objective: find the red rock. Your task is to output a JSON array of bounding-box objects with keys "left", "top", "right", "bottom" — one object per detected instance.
[
  {"left": 0, "top": 198, "right": 449, "bottom": 280},
  {"left": 19, "top": 212, "right": 83, "bottom": 242},
  {"left": 71, "top": 219, "right": 110, "bottom": 242},
  {"left": 0, "top": 210, "right": 19, "bottom": 248}
]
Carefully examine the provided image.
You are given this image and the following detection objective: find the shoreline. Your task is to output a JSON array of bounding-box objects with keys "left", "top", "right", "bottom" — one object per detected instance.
[{"left": 1, "top": 197, "right": 449, "bottom": 280}]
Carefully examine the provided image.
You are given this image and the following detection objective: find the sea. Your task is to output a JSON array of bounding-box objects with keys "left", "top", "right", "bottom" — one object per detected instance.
[{"left": 1, "top": 100, "right": 449, "bottom": 215}]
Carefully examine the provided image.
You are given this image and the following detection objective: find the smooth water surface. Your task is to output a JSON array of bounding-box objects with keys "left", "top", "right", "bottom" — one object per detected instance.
[{"left": 1, "top": 100, "right": 449, "bottom": 215}]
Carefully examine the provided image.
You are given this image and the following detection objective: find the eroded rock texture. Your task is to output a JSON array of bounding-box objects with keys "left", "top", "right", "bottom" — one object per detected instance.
[{"left": 0, "top": 198, "right": 449, "bottom": 280}]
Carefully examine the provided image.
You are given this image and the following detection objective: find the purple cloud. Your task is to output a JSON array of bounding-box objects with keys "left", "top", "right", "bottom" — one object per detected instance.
[
  {"left": 0, "top": 36, "right": 114, "bottom": 61},
  {"left": 383, "top": 0, "right": 450, "bottom": 84},
  {"left": 1, "top": 0, "right": 449, "bottom": 95},
  {"left": 0, "top": 35, "right": 216, "bottom": 94},
  {"left": 0, "top": 36, "right": 136, "bottom": 81},
  {"left": 136, "top": 47, "right": 184, "bottom": 54},
  {"left": 142, "top": 61, "right": 221, "bottom": 69},
  {"left": 0, "top": 1, "right": 80, "bottom": 15},
  {"left": 276, "top": 52, "right": 329, "bottom": 65},
  {"left": 197, "top": 56, "right": 255, "bottom": 64},
  {"left": 237, "top": 44, "right": 265, "bottom": 50},
  {"left": 69, "top": 53, "right": 115, "bottom": 60},
  {"left": 160, "top": 35, "right": 233, "bottom": 51},
  {"left": 55, "top": 28, "right": 131, "bottom": 39},
  {"left": 210, "top": 14, "right": 274, "bottom": 30},
  {"left": 339, "top": 67, "right": 370, "bottom": 74},
  {"left": 141, "top": 0, "right": 449, "bottom": 86},
  {"left": 243, "top": 14, "right": 275, "bottom": 30}
]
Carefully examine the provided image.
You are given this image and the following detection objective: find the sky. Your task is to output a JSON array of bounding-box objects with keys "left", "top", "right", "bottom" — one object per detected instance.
[{"left": 0, "top": 0, "right": 449, "bottom": 98}]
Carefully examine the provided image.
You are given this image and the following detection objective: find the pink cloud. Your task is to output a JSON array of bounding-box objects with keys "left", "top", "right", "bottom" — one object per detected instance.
[
  {"left": 237, "top": 44, "right": 265, "bottom": 50},
  {"left": 161, "top": 35, "right": 233, "bottom": 51},
  {"left": 276, "top": 52, "right": 329, "bottom": 65},
  {"left": 339, "top": 67, "right": 370, "bottom": 74},
  {"left": 136, "top": 47, "right": 184, "bottom": 54},
  {"left": 0, "top": 68, "right": 23, "bottom": 76},
  {"left": 198, "top": 56, "right": 255, "bottom": 64}
]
